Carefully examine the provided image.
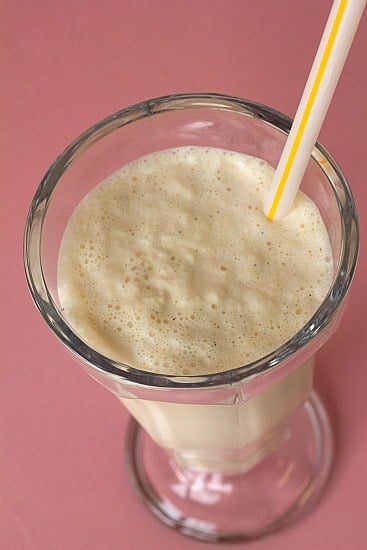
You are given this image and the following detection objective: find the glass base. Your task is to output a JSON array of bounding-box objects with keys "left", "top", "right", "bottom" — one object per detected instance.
[{"left": 125, "top": 391, "right": 333, "bottom": 543}]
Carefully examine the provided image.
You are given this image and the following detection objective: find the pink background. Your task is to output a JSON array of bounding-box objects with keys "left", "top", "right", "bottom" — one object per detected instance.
[{"left": 1, "top": 1, "right": 366, "bottom": 549}]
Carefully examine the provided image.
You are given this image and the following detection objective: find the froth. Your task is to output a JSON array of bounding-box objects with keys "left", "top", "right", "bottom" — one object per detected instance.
[{"left": 58, "top": 146, "right": 333, "bottom": 375}]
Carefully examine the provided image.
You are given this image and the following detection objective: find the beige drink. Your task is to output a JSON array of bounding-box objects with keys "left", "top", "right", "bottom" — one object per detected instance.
[{"left": 58, "top": 146, "right": 332, "bottom": 472}]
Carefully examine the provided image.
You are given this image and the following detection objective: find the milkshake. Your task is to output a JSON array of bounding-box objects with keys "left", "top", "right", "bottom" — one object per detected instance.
[
  {"left": 25, "top": 94, "right": 358, "bottom": 537},
  {"left": 57, "top": 146, "right": 333, "bottom": 472}
]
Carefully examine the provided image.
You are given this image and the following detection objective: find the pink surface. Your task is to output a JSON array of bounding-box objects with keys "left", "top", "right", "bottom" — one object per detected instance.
[{"left": 1, "top": 1, "right": 366, "bottom": 548}]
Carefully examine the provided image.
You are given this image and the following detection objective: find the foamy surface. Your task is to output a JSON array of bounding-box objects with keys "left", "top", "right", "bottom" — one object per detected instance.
[{"left": 58, "top": 147, "right": 333, "bottom": 375}]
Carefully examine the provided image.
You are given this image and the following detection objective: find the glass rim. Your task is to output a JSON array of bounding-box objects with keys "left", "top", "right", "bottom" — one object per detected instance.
[{"left": 23, "top": 92, "right": 359, "bottom": 390}]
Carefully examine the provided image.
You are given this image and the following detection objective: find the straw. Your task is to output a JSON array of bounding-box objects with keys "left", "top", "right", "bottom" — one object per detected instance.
[{"left": 264, "top": 0, "right": 366, "bottom": 221}]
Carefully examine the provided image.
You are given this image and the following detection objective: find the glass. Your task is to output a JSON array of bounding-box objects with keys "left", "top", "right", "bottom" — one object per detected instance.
[{"left": 24, "top": 93, "right": 358, "bottom": 542}]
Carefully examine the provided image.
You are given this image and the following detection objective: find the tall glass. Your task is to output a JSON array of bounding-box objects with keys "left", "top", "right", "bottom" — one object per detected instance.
[{"left": 24, "top": 94, "right": 358, "bottom": 542}]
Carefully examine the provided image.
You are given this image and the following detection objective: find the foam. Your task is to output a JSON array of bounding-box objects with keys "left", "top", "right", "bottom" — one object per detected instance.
[{"left": 58, "top": 146, "right": 333, "bottom": 375}]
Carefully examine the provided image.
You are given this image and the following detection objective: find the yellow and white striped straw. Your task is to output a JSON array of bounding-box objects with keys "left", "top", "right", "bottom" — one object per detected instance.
[{"left": 264, "top": 0, "right": 366, "bottom": 221}]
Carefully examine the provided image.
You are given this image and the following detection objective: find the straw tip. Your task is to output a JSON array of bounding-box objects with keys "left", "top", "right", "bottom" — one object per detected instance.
[
  {"left": 263, "top": 201, "right": 276, "bottom": 221},
  {"left": 263, "top": 201, "right": 289, "bottom": 222}
]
